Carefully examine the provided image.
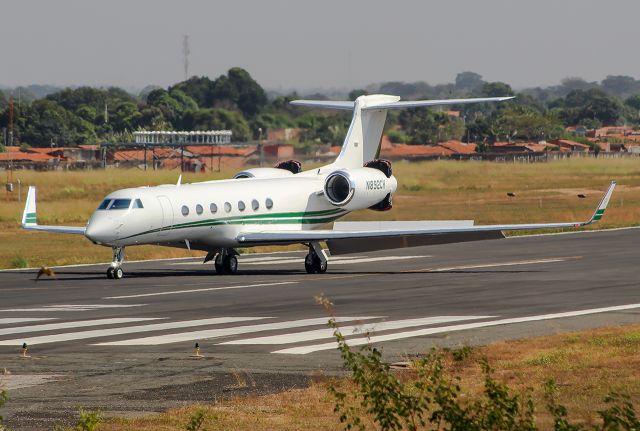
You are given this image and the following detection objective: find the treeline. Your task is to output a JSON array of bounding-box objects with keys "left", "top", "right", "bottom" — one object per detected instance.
[{"left": 1, "top": 69, "right": 640, "bottom": 149}]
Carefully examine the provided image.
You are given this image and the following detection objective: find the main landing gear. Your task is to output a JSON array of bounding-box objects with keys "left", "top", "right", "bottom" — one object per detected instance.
[
  {"left": 214, "top": 248, "right": 239, "bottom": 275},
  {"left": 106, "top": 246, "right": 125, "bottom": 280},
  {"left": 305, "top": 242, "right": 328, "bottom": 274}
]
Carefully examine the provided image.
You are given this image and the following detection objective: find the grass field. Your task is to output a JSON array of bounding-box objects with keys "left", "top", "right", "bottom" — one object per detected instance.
[
  {"left": 92, "top": 323, "right": 640, "bottom": 430},
  {"left": 1, "top": 158, "right": 639, "bottom": 269}
]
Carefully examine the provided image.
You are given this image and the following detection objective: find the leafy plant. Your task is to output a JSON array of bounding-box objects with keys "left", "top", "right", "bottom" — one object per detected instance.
[
  {"left": 10, "top": 256, "right": 28, "bottom": 269},
  {"left": 74, "top": 408, "right": 102, "bottom": 431},
  {"left": 318, "top": 295, "right": 640, "bottom": 431},
  {"left": 0, "top": 390, "right": 9, "bottom": 426},
  {"left": 186, "top": 409, "right": 207, "bottom": 431}
]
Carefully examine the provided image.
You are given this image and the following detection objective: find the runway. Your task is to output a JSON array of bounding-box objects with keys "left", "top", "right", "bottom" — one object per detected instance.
[{"left": 1, "top": 227, "right": 639, "bottom": 429}]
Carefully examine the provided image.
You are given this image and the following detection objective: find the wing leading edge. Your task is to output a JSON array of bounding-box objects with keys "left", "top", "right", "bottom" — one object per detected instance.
[{"left": 236, "top": 181, "right": 616, "bottom": 253}]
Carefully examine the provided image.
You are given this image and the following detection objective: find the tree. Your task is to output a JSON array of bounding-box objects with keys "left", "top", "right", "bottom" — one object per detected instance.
[
  {"left": 601, "top": 75, "right": 638, "bottom": 97},
  {"left": 455, "top": 71, "right": 484, "bottom": 93},
  {"left": 181, "top": 108, "right": 251, "bottom": 141},
  {"left": 348, "top": 89, "right": 368, "bottom": 100},
  {"left": 482, "top": 82, "right": 515, "bottom": 97},
  {"left": 625, "top": 94, "right": 640, "bottom": 111}
]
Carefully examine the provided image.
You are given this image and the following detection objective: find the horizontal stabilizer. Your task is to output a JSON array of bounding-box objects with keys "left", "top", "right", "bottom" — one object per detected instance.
[
  {"left": 362, "top": 96, "right": 515, "bottom": 110},
  {"left": 290, "top": 100, "right": 355, "bottom": 110}
]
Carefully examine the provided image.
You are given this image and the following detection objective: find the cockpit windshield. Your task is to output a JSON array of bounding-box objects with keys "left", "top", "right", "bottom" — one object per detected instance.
[
  {"left": 109, "top": 199, "right": 132, "bottom": 210},
  {"left": 97, "top": 198, "right": 132, "bottom": 210}
]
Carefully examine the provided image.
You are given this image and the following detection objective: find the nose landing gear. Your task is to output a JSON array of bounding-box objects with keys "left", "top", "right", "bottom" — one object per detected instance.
[
  {"left": 106, "top": 246, "right": 125, "bottom": 279},
  {"left": 305, "top": 241, "right": 328, "bottom": 274}
]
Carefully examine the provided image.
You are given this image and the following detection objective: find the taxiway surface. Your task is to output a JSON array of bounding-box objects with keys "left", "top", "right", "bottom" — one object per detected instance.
[{"left": 1, "top": 228, "right": 639, "bottom": 429}]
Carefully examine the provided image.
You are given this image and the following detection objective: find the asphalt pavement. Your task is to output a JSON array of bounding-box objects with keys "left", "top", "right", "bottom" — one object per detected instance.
[{"left": 1, "top": 227, "right": 639, "bottom": 429}]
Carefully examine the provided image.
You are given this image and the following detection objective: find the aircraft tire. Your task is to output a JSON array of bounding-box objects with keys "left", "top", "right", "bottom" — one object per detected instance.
[
  {"left": 304, "top": 253, "right": 315, "bottom": 274},
  {"left": 224, "top": 255, "right": 238, "bottom": 274},
  {"left": 114, "top": 267, "right": 124, "bottom": 279},
  {"left": 214, "top": 254, "right": 224, "bottom": 274},
  {"left": 106, "top": 268, "right": 114, "bottom": 279}
]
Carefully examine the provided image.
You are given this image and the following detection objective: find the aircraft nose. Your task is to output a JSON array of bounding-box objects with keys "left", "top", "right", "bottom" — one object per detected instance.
[{"left": 85, "top": 220, "right": 117, "bottom": 244}]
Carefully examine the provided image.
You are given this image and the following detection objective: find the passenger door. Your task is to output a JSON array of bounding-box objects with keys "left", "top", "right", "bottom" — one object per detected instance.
[{"left": 157, "top": 196, "right": 174, "bottom": 236}]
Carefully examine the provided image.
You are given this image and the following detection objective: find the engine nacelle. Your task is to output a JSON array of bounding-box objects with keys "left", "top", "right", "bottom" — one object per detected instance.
[
  {"left": 324, "top": 167, "right": 397, "bottom": 211},
  {"left": 233, "top": 168, "right": 294, "bottom": 179}
]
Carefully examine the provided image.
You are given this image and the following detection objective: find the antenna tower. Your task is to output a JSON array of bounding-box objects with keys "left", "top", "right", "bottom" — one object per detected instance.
[{"left": 182, "top": 35, "right": 190, "bottom": 81}]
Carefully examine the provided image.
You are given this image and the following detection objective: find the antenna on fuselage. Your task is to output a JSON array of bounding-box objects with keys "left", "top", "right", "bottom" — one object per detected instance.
[{"left": 176, "top": 175, "right": 182, "bottom": 187}]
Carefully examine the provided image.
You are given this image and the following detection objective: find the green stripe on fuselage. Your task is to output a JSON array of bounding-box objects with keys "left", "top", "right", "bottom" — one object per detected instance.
[{"left": 119, "top": 209, "right": 348, "bottom": 241}]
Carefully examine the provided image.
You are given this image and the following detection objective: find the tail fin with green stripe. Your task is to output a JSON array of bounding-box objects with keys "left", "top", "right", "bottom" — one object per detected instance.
[{"left": 587, "top": 181, "right": 616, "bottom": 225}]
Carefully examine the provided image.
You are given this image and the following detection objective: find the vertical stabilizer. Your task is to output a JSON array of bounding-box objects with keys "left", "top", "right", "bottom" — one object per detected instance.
[
  {"left": 334, "top": 95, "right": 400, "bottom": 168},
  {"left": 22, "top": 186, "right": 37, "bottom": 226}
]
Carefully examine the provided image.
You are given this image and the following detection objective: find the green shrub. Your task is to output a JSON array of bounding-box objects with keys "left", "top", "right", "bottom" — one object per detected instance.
[
  {"left": 318, "top": 296, "right": 640, "bottom": 431},
  {"left": 10, "top": 256, "right": 28, "bottom": 269},
  {"left": 186, "top": 409, "right": 207, "bottom": 431},
  {"left": 0, "top": 390, "right": 9, "bottom": 426},
  {"left": 74, "top": 408, "right": 102, "bottom": 431}
]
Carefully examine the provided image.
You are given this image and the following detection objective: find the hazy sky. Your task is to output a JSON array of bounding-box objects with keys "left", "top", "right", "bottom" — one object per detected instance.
[{"left": 1, "top": 0, "right": 639, "bottom": 91}]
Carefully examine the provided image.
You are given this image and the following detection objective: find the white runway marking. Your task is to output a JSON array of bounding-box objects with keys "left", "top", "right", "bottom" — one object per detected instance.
[
  {"left": 220, "top": 315, "right": 494, "bottom": 345},
  {"left": 0, "top": 318, "right": 162, "bottom": 337},
  {"left": 274, "top": 303, "right": 640, "bottom": 355},
  {"left": 239, "top": 255, "right": 430, "bottom": 266},
  {"left": 103, "top": 281, "right": 297, "bottom": 300},
  {"left": 95, "top": 316, "right": 380, "bottom": 346},
  {"left": 0, "top": 304, "right": 146, "bottom": 312},
  {"left": 0, "top": 317, "right": 269, "bottom": 346},
  {"left": 420, "top": 257, "right": 573, "bottom": 273},
  {"left": 0, "top": 318, "right": 55, "bottom": 325}
]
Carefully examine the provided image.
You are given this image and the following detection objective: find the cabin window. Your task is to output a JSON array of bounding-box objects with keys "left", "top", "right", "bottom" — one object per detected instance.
[
  {"left": 181, "top": 205, "right": 189, "bottom": 216},
  {"left": 210, "top": 203, "right": 217, "bottom": 214},
  {"left": 97, "top": 199, "right": 112, "bottom": 210},
  {"left": 238, "top": 201, "right": 246, "bottom": 211},
  {"left": 110, "top": 199, "right": 132, "bottom": 210},
  {"left": 133, "top": 199, "right": 144, "bottom": 209},
  {"left": 252, "top": 199, "right": 259, "bottom": 211},
  {"left": 196, "top": 204, "right": 203, "bottom": 215},
  {"left": 224, "top": 202, "right": 232, "bottom": 213},
  {"left": 265, "top": 198, "right": 273, "bottom": 209}
]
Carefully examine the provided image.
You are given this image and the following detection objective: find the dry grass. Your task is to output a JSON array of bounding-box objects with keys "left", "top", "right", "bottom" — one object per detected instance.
[
  {"left": 2, "top": 158, "right": 639, "bottom": 268},
  {"left": 93, "top": 323, "right": 640, "bottom": 430}
]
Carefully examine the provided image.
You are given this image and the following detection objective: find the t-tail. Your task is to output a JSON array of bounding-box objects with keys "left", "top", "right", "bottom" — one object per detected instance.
[{"left": 291, "top": 94, "right": 514, "bottom": 168}]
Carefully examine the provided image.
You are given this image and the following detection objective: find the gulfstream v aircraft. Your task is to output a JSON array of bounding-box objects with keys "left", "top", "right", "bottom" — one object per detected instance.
[{"left": 21, "top": 94, "right": 616, "bottom": 279}]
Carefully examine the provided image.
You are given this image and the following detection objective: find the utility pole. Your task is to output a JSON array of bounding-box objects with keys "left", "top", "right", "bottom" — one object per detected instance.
[{"left": 8, "top": 97, "right": 14, "bottom": 147}]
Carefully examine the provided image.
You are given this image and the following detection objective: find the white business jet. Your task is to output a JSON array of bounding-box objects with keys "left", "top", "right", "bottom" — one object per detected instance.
[{"left": 21, "top": 94, "right": 616, "bottom": 279}]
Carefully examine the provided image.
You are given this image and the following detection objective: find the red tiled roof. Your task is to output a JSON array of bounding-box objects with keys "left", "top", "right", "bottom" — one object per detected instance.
[
  {"left": 0, "top": 152, "right": 56, "bottom": 162},
  {"left": 381, "top": 144, "right": 453, "bottom": 157},
  {"left": 437, "top": 140, "right": 477, "bottom": 154},
  {"left": 185, "top": 146, "right": 257, "bottom": 157}
]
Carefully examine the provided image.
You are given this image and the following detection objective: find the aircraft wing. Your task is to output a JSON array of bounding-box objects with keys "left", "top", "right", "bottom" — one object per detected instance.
[
  {"left": 236, "top": 181, "right": 616, "bottom": 254},
  {"left": 21, "top": 186, "right": 86, "bottom": 235},
  {"left": 290, "top": 96, "right": 513, "bottom": 111}
]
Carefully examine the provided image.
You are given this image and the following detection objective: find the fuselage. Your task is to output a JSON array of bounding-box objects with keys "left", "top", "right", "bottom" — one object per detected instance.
[{"left": 84, "top": 170, "right": 353, "bottom": 250}]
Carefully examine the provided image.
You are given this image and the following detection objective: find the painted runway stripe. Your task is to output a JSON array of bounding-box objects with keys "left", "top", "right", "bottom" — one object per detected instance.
[
  {"left": 0, "top": 304, "right": 146, "bottom": 312},
  {"left": 95, "top": 316, "right": 381, "bottom": 346},
  {"left": 0, "top": 318, "right": 162, "bottom": 337},
  {"left": 410, "top": 257, "right": 576, "bottom": 273},
  {"left": 0, "top": 317, "right": 269, "bottom": 346},
  {"left": 237, "top": 255, "right": 430, "bottom": 266},
  {"left": 220, "top": 315, "right": 494, "bottom": 345},
  {"left": 0, "top": 318, "right": 55, "bottom": 325},
  {"left": 103, "top": 281, "right": 297, "bottom": 300},
  {"left": 273, "top": 303, "right": 640, "bottom": 355}
]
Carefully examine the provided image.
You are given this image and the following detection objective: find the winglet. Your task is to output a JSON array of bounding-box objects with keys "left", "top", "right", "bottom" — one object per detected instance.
[
  {"left": 586, "top": 181, "right": 616, "bottom": 225},
  {"left": 22, "top": 186, "right": 37, "bottom": 227}
]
